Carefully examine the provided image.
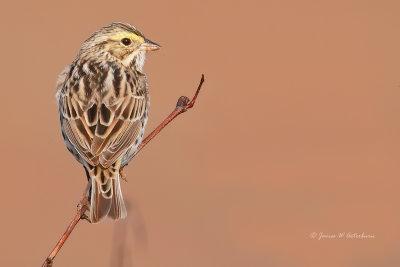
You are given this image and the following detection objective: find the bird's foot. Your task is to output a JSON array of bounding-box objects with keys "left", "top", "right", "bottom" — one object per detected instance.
[
  {"left": 80, "top": 213, "right": 91, "bottom": 223},
  {"left": 120, "top": 168, "right": 127, "bottom": 182},
  {"left": 76, "top": 197, "right": 91, "bottom": 223},
  {"left": 76, "top": 196, "right": 89, "bottom": 211}
]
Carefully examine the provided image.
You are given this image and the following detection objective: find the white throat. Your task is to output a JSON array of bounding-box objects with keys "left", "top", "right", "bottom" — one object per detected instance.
[{"left": 122, "top": 50, "right": 146, "bottom": 72}]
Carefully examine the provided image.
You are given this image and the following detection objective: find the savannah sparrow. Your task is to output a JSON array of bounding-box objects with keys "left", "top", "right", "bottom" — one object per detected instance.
[{"left": 55, "top": 22, "right": 160, "bottom": 223}]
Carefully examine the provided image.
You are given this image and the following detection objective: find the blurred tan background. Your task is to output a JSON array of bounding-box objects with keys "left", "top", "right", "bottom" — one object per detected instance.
[{"left": 1, "top": 0, "right": 400, "bottom": 266}]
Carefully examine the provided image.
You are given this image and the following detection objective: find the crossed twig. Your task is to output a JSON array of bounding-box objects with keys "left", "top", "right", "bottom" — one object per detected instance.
[{"left": 41, "top": 75, "right": 205, "bottom": 267}]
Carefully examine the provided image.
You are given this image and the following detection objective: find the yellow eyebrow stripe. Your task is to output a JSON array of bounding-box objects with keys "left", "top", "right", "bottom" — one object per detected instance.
[{"left": 111, "top": 32, "right": 144, "bottom": 42}]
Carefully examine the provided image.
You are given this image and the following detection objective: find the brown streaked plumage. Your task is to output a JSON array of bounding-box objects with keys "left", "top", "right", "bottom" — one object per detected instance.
[{"left": 56, "top": 22, "right": 160, "bottom": 223}]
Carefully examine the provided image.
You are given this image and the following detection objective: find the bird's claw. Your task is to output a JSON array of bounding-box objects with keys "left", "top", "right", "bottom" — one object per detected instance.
[
  {"left": 120, "top": 168, "right": 127, "bottom": 182},
  {"left": 80, "top": 213, "right": 91, "bottom": 223}
]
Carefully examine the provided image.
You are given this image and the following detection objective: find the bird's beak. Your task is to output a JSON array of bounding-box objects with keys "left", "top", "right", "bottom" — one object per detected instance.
[{"left": 140, "top": 38, "right": 161, "bottom": 51}]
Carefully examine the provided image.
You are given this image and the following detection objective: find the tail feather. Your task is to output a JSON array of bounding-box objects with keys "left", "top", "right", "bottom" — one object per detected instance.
[
  {"left": 88, "top": 165, "right": 127, "bottom": 223},
  {"left": 99, "top": 170, "right": 113, "bottom": 198},
  {"left": 90, "top": 178, "right": 112, "bottom": 223},
  {"left": 108, "top": 177, "right": 127, "bottom": 220}
]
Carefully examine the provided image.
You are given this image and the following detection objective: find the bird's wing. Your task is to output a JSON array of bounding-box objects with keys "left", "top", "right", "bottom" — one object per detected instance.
[
  {"left": 58, "top": 64, "right": 147, "bottom": 168},
  {"left": 59, "top": 93, "right": 99, "bottom": 166},
  {"left": 91, "top": 90, "right": 147, "bottom": 168}
]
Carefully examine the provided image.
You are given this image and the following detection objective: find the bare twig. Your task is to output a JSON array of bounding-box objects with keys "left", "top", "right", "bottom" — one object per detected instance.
[
  {"left": 41, "top": 197, "right": 89, "bottom": 267},
  {"left": 137, "top": 74, "right": 205, "bottom": 153},
  {"left": 41, "top": 74, "right": 205, "bottom": 266}
]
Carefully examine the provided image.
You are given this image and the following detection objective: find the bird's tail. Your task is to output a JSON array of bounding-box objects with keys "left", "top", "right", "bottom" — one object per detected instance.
[{"left": 86, "top": 165, "right": 127, "bottom": 223}]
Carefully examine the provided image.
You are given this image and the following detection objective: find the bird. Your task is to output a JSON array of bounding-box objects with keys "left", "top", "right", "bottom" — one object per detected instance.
[{"left": 55, "top": 22, "right": 160, "bottom": 223}]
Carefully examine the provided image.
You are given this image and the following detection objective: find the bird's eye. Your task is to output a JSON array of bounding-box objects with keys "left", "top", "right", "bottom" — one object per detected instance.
[{"left": 121, "top": 38, "right": 131, "bottom": 46}]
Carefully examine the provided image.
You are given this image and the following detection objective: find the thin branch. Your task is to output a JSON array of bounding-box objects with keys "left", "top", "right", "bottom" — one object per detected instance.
[
  {"left": 41, "top": 198, "right": 89, "bottom": 267},
  {"left": 137, "top": 74, "right": 205, "bottom": 153},
  {"left": 41, "top": 74, "right": 205, "bottom": 267}
]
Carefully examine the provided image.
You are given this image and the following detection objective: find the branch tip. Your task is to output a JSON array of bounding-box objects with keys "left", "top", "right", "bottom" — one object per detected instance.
[{"left": 184, "top": 74, "right": 205, "bottom": 109}]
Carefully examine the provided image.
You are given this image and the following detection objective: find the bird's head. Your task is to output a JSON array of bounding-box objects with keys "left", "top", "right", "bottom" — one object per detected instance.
[{"left": 79, "top": 22, "right": 160, "bottom": 70}]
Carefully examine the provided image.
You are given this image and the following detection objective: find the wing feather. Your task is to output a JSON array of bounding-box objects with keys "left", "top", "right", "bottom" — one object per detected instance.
[
  {"left": 58, "top": 62, "right": 147, "bottom": 168},
  {"left": 99, "top": 121, "right": 142, "bottom": 167}
]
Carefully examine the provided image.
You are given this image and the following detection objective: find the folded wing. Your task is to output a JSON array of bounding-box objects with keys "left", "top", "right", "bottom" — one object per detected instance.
[{"left": 58, "top": 71, "right": 147, "bottom": 168}]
